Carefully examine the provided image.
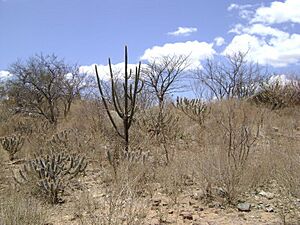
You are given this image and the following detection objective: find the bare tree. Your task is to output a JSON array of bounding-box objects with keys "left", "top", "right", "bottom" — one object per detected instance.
[
  {"left": 60, "top": 71, "right": 88, "bottom": 117},
  {"left": 142, "top": 55, "right": 190, "bottom": 163},
  {"left": 143, "top": 55, "right": 190, "bottom": 108},
  {"left": 7, "top": 54, "right": 84, "bottom": 124},
  {"left": 195, "top": 51, "right": 264, "bottom": 100}
]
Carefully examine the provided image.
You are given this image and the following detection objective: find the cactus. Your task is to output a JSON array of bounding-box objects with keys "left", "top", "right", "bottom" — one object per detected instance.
[
  {"left": 14, "top": 153, "right": 87, "bottom": 204},
  {"left": 13, "top": 121, "right": 33, "bottom": 137},
  {"left": 175, "top": 97, "right": 209, "bottom": 125},
  {"left": 47, "top": 129, "right": 72, "bottom": 149},
  {"left": 45, "top": 128, "right": 88, "bottom": 152},
  {"left": 0, "top": 134, "right": 24, "bottom": 160},
  {"left": 95, "top": 46, "right": 144, "bottom": 152},
  {"left": 121, "top": 149, "right": 150, "bottom": 164}
]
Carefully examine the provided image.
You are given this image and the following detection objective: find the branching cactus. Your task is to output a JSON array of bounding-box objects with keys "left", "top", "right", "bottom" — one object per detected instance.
[
  {"left": 121, "top": 149, "right": 150, "bottom": 164},
  {"left": 0, "top": 134, "right": 25, "bottom": 160},
  {"left": 47, "top": 129, "right": 72, "bottom": 149},
  {"left": 175, "top": 97, "right": 209, "bottom": 125},
  {"left": 13, "top": 121, "right": 33, "bottom": 137},
  {"left": 14, "top": 153, "right": 87, "bottom": 204},
  {"left": 95, "top": 46, "right": 144, "bottom": 152},
  {"left": 46, "top": 128, "right": 88, "bottom": 152}
]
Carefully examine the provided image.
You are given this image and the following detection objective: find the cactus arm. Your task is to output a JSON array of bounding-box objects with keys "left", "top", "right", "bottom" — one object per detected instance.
[{"left": 95, "top": 65, "right": 124, "bottom": 139}]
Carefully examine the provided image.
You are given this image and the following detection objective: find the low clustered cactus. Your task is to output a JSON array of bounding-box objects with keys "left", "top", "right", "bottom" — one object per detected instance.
[
  {"left": 14, "top": 152, "right": 87, "bottom": 204},
  {"left": 0, "top": 134, "right": 25, "bottom": 160}
]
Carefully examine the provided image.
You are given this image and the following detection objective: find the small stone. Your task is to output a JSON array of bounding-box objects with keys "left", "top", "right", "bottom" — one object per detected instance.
[
  {"left": 195, "top": 207, "right": 204, "bottom": 212},
  {"left": 237, "top": 203, "right": 251, "bottom": 212},
  {"left": 152, "top": 199, "right": 161, "bottom": 206},
  {"left": 259, "top": 191, "right": 274, "bottom": 199},
  {"left": 168, "top": 210, "right": 174, "bottom": 214},
  {"left": 189, "top": 200, "right": 197, "bottom": 206},
  {"left": 265, "top": 206, "right": 274, "bottom": 212},
  {"left": 193, "top": 190, "right": 204, "bottom": 200},
  {"left": 180, "top": 211, "right": 193, "bottom": 220}
]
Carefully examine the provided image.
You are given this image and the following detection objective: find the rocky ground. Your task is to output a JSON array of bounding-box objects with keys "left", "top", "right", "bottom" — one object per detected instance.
[
  {"left": 1, "top": 149, "right": 299, "bottom": 225},
  {"left": 41, "top": 166, "right": 300, "bottom": 225}
]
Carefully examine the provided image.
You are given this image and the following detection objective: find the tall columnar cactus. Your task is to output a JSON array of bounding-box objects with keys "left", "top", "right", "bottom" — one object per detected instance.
[
  {"left": 14, "top": 153, "right": 87, "bottom": 204},
  {"left": 0, "top": 134, "right": 25, "bottom": 160},
  {"left": 95, "top": 46, "right": 144, "bottom": 152},
  {"left": 175, "top": 97, "right": 209, "bottom": 125}
]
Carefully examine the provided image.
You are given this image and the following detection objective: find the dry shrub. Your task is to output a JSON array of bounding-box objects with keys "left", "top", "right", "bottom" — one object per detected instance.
[
  {"left": 194, "top": 100, "right": 265, "bottom": 203},
  {"left": 251, "top": 81, "right": 300, "bottom": 110},
  {"left": 156, "top": 154, "right": 194, "bottom": 204},
  {"left": 75, "top": 189, "right": 148, "bottom": 225},
  {"left": 0, "top": 191, "right": 47, "bottom": 225},
  {"left": 262, "top": 106, "right": 300, "bottom": 198},
  {"left": 135, "top": 105, "right": 183, "bottom": 164},
  {"left": 75, "top": 162, "right": 150, "bottom": 225}
]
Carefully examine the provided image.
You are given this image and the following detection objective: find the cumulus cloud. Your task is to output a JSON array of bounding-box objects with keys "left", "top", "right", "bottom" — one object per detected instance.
[
  {"left": 223, "top": 32, "right": 300, "bottom": 67},
  {"left": 269, "top": 74, "right": 294, "bottom": 86},
  {"left": 140, "top": 41, "right": 216, "bottom": 68},
  {"left": 227, "top": 3, "right": 255, "bottom": 19},
  {"left": 214, "top": 37, "right": 225, "bottom": 46},
  {"left": 79, "top": 63, "right": 142, "bottom": 81},
  {"left": 0, "top": 71, "right": 12, "bottom": 81},
  {"left": 167, "top": 27, "right": 197, "bottom": 37},
  {"left": 230, "top": 24, "right": 289, "bottom": 39},
  {"left": 251, "top": 0, "right": 300, "bottom": 24},
  {"left": 225, "top": 0, "right": 300, "bottom": 67},
  {"left": 227, "top": 3, "right": 239, "bottom": 11}
]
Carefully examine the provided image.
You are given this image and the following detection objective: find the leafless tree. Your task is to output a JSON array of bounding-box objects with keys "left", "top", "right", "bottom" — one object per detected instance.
[
  {"left": 195, "top": 51, "right": 264, "bottom": 100},
  {"left": 142, "top": 55, "right": 190, "bottom": 163},
  {"left": 7, "top": 54, "right": 85, "bottom": 124},
  {"left": 143, "top": 55, "right": 190, "bottom": 108}
]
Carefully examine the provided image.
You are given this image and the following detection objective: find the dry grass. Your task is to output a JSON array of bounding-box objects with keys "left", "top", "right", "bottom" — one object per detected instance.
[
  {"left": 0, "top": 191, "right": 47, "bottom": 225},
  {"left": 0, "top": 97, "right": 299, "bottom": 224}
]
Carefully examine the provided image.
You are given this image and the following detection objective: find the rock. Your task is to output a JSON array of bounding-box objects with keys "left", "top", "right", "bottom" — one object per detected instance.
[
  {"left": 259, "top": 191, "right": 274, "bottom": 199},
  {"left": 168, "top": 210, "right": 174, "bottom": 214},
  {"left": 237, "top": 203, "right": 251, "bottom": 212},
  {"left": 152, "top": 199, "right": 161, "bottom": 207},
  {"left": 265, "top": 206, "right": 274, "bottom": 212},
  {"left": 193, "top": 205, "right": 204, "bottom": 212},
  {"left": 162, "top": 202, "right": 168, "bottom": 206},
  {"left": 180, "top": 211, "right": 193, "bottom": 220},
  {"left": 189, "top": 200, "right": 197, "bottom": 206},
  {"left": 193, "top": 190, "right": 204, "bottom": 200}
]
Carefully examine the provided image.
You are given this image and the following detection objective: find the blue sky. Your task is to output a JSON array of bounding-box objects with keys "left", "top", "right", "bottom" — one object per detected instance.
[{"left": 0, "top": 0, "right": 300, "bottom": 77}]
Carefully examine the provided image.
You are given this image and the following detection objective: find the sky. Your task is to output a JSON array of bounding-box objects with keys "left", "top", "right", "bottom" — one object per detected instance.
[{"left": 1, "top": 0, "right": 300, "bottom": 79}]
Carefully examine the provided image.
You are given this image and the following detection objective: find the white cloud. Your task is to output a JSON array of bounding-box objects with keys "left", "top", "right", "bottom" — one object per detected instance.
[
  {"left": 229, "top": 24, "right": 244, "bottom": 34},
  {"left": 79, "top": 63, "right": 142, "bottom": 81},
  {"left": 167, "top": 27, "right": 197, "bottom": 37},
  {"left": 140, "top": 41, "right": 216, "bottom": 68},
  {"left": 214, "top": 37, "right": 225, "bottom": 46},
  {"left": 251, "top": 0, "right": 300, "bottom": 24},
  {"left": 230, "top": 24, "right": 289, "bottom": 39},
  {"left": 0, "top": 71, "right": 12, "bottom": 81},
  {"left": 227, "top": 3, "right": 255, "bottom": 19},
  {"left": 269, "top": 74, "right": 294, "bottom": 86},
  {"left": 223, "top": 32, "right": 300, "bottom": 67},
  {"left": 227, "top": 3, "right": 239, "bottom": 11},
  {"left": 225, "top": 1, "right": 300, "bottom": 68}
]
